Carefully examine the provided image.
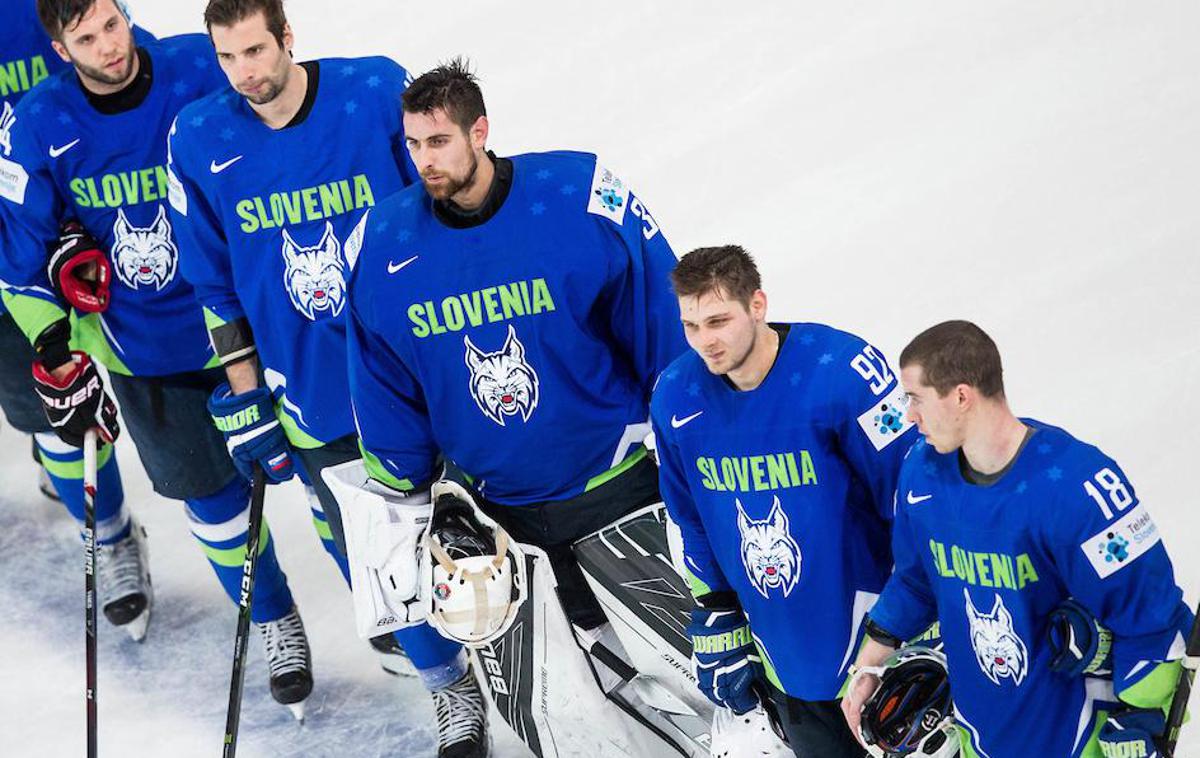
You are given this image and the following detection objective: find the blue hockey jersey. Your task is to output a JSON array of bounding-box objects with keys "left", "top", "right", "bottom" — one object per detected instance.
[
  {"left": 0, "top": 34, "right": 222, "bottom": 375},
  {"left": 168, "top": 56, "right": 417, "bottom": 447},
  {"left": 869, "top": 424, "right": 1192, "bottom": 758},
  {"left": 347, "top": 151, "right": 687, "bottom": 501},
  {"left": 650, "top": 323, "right": 918, "bottom": 700}
]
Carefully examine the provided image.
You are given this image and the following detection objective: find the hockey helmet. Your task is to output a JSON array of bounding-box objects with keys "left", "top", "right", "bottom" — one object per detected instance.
[
  {"left": 856, "top": 646, "right": 960, "bottom": 758},
  {"left": 424, "top": 480, "right": 527, "bottom": 646}
]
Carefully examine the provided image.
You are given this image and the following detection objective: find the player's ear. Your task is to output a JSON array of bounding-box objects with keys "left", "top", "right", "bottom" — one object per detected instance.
[
  {"left": 748, "top": 289, "right": 767, "bottom": 322},
  {"left": 469, "top": 115, "right": 489, "bottom": 151},
  {"left": 281, "top": 23, "right": 294, "bottom": 55},
  {"left": 51, "top": 40, "right": 72, "bottom": 64}
]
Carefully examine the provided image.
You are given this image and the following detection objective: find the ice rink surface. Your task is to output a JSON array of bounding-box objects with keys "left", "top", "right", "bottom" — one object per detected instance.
[{"left": 1, "top": 1, "right": 1197, "bottom": 755}]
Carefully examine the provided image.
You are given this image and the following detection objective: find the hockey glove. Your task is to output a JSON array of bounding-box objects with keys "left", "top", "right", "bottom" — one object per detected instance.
[
  {"left": 207, "top": 382, "right": 294, "bottom": 483},
  {"left": 689, "top": 599, "right": 763, "bottom": 715},
  {"left": 1098, "top": 707, "right": 1165, "bottom": 757},
  {"left": 31, "top": 351, "right": 120, "bottom": 447},
  {"left": 48, "top": 220, "right": 111, "bottom": 313},
  {"left": 1047, "top": 599, "right": 1113, "bottom": 677}
]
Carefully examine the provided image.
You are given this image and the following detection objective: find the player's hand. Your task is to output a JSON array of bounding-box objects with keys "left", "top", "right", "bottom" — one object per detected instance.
[
  {"left": 1097, "top": 707, "right": 1165, "bottom": 757},
  {"left": 48, "top": 219, "right": 112, "bottom": 313},
  {"left": 688, "top": 602, "right": 762, "bottom": 714},
  {"left": 841, "top": 667, "right": 880, "bottom": 748},
  {"left": 1047, "top": 599, "right": 1113, "bottom": 677},
  {"left": 32, "top": 351, "right": 120, "bottom": 447},
  {"left": 207, "top": 382, "right": 294, "bottom": 483}
]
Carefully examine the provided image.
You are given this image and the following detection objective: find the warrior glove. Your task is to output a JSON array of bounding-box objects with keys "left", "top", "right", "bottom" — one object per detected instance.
[
  {"left": 688, "top": 595, "right": 763, "bottom": 715},
  {"left": 1098, "top": 707, "right": 1165, "bottom": 757},
  {"left": 32, "top": 351, "right": 120, "bottom": 447},
  {"left": 48, "top": 220, "right": 111, "bottom": 313},
  {"left": 207, "top": 382, "right": 293, "bottom": 483},
  {"left": 1047, "top": 598, "right": 1113, "bottom": 677}
]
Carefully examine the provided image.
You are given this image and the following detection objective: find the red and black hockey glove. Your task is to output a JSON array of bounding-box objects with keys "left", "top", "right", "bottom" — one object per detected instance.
[
  {"left": 31, "top": 351, "right": 120, "bottom": 448},
  {"left": 47, "top": 219, "right": 112, "bottom": 313}
]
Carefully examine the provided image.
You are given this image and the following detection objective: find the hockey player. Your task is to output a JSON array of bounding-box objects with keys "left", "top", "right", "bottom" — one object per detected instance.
[
  {"left": 341, "top": 59, "right": 692, "bottom": 754},
  {"left": 0, "top": 0, "right": 314, "bottom": 713},
  {"left": 0, "top": 0, "right": 150, "bottom": 512},
  {"left": 166, "top": 1, "right": 478, "bottom": 752},
  {"left": 649, "top": 245, "right": 917, "bottom": 756},
  {"left": 842, "top": 320, "right": 1193, "bottom": 758}
]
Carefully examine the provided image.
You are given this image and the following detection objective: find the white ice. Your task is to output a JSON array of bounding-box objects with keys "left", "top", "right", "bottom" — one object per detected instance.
[{"left": 2, "top": 0, "right": 1197, "bottom": 755}]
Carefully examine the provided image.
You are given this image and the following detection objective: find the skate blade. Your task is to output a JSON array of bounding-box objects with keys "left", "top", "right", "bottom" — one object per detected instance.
[
  {"left": 123, "top": 608, "right": 151, "bottom": 642},
  {"left": 379, "top": 654, "right": 418, "bottom": 679},
  {"left": 286, "top": 701, "right": 306, "bottom": 722}
]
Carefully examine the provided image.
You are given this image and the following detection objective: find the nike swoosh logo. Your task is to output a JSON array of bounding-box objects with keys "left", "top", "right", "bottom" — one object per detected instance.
[
  {"left": 210, "top": 155, "right": 244, "bottom": 174},
  {"left": 906, "top": 491, "right": 933, "bottom": 505},
  {"left": 48, "top": 139, "right": 80, "bottom": 158},
  {"left": 387, "top": 255, "right": 419, "bottom": 274},
  {"left": 671, "top": 411, "right": 703, "bottom": 429}
]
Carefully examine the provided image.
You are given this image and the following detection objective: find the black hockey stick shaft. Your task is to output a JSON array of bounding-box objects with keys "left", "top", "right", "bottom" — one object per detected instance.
[
  {"left": 83, "top": 430, "right": 98, "bottom": 758},
  {"left": 222, "top": 465, "right": 266, "bottom": 758},
  {"left": 1163, "top": 602, "right": 1200, "bottom": 756}
]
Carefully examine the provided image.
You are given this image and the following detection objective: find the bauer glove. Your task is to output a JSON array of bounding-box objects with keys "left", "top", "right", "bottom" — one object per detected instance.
[
  {"left": 688, "top": 597, "right": 763, "bottom": 715},
  {"left": 208, "top": 382, "right": 293, "bottom": 483},
  {"left": 32, "top": 351, "right": 120, "bottom": 447},
  {"left": 48, "top": 219, "right": 111, "bottom": 313}
]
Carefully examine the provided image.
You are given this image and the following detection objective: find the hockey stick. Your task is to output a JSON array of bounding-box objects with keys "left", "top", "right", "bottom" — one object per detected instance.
[
  {"left": 83, "top": 429, "right": 99, "bottom": 758},
  {"left": 1163, "top": 603, "right": 1200, "bottom": 756},
  {"left": 222, "top": 464, "right": 266, "bottom": 758}
]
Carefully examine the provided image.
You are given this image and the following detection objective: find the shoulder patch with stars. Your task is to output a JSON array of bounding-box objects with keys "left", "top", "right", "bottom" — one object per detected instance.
[{"left": 586, "top": 162, "right": 629, "bottom": 225}]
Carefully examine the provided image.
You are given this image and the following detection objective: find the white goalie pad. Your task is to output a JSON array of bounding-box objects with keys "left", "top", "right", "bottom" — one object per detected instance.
[
  {"left": 472, "top": 539, "right": 709, "bottom": 757},
  {"left": 321, "top": 459, "right": 432, "bottom": 638}
]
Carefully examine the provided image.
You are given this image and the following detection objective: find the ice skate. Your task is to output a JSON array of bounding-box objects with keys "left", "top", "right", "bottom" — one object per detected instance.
[
  {"left": 256, "top": 605, "right": 313, "bottom": 721},
  {"left": 96, "top": 517, "right": 152, "bottom": 642},
  {"left": 369, "top": 633, "right": 417, "bottom": 678},
  {"left": 433, "top": 667, "right": 490, "bottom": 758}
]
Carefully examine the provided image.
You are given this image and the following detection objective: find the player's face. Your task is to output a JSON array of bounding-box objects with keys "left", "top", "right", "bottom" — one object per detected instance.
[
  {"left": 679, "top": 287, "right": 765, "bottom": 375},
  {"left": 901, "top": 365, "right": 966, "bottom": 453},
  {"left": 210, "top": 14, "right": 295, "bottom": 106},
  {"left": 404, "top": 109, "right": 488, "bottom": 201},
  {"left": 52, "top": 0, "right": 137, "bottom": 91}
]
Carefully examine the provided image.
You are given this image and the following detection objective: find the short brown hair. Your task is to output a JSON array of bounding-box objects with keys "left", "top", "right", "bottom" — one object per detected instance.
[
  {"left": 204, "top": 0, "right": 288, "bottom": 47},
  {"left": 670, "top": 245, "right": 762, "bottom": 306},
  {"left": 899, "top": 320, "right": 1005, "bottom": 398},
  {"left": 38, "top": 0, "right": 108, "bottom": 40},
  {"left": 402, "top": 57, "right": 487, "bottom": 133}
]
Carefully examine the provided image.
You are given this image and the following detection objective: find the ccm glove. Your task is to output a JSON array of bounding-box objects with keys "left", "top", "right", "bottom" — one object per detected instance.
[
  {"left": 31, "top": 351, "right": 120, "bottom": 447},
  {"left": 208, "top": 382, "right": 293, "bottom": 483},
  {"left": 1047, "top": 599, "right": 1113, "bottom": 677},
  {"left": 689, "top": 598, "right": 763, "bottom": 715},
  {"left": 1098, "top": 707, "right": 1165, "bottom": 757},
  {"left": 48, "top": 220, "right": 111, "bottom": 313}
]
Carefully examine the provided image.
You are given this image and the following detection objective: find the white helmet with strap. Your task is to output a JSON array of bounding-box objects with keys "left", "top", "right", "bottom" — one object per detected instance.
[{"left": 422, "top": 480, "right": 528, "bottom": 646}]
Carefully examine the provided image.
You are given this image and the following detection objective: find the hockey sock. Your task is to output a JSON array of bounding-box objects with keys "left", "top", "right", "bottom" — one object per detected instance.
[
  {"left": 303, "top": 485, "right": 351, "bottom": 585},
  {"left": 404, "top": 634, "right": 469, "bottom": 691},
  {"left": 186, "top": 476, "right": 294, "bottom": 623},
  {"left": 36, "top": 431, "right": 128, "bottom": 544}
]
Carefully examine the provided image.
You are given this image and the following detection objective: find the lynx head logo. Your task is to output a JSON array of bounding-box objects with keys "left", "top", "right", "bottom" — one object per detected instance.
[
  {"left": 282, "top": 221, "right": 347, "bottom": 320},
  {"left": 464, "top": 324, "right": 540, "bottom": 427},
  {"left": 111, "top": 205, "right": 178, "bottom": 291},
  {"left": 0, "top": 102, "right": 15, "bottom": 157},
  {"left": 963, "top": 588, "right": 1028, "bottom": 686},
  {"left": 737, "top": 497, "right": 802, "bottom": 598}
]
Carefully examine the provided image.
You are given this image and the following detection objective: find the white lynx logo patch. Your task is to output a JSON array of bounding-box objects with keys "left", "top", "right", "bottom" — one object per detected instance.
[
  {"left": 0, "top": 102, "right": 15, "bottom": 157},
  {"left": 964, "top": 588, "right": 1028, "bottom": 686},
  {"left": 111, "top": 205, "right": 178, "bottom": 291},
  {"left": 737, "top": 497, "right": 802, "bottom": 598},
  {"left": 464, "top": 324, "right": 540, "bottom": 426},
  {"left": 281, "top": 211, "right": 370, "bottom": 321}
]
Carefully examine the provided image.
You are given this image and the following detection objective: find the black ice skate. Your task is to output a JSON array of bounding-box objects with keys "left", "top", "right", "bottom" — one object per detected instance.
[
  {"left": 433, "top": 666, "right": 491, "bottom": 758},
  {"left": 96, "top": 517, "right": 152, "bottom": 641},
  {"left": 256, "top": 605, "right": 313, "bottom": 721}
]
